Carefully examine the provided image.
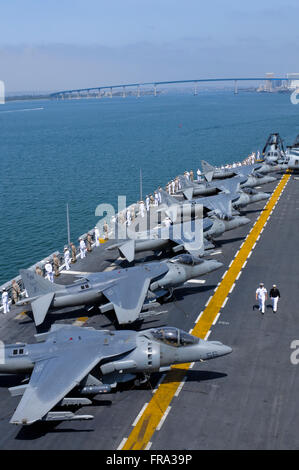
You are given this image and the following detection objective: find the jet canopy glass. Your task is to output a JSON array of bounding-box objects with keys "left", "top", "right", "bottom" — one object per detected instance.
[
  {"left": 242, "top": 187, "right": 257, "bottom": 195},
  {"left": 171, "top": 254, "right": 203, "bottom": 265},
  {"left": 151, "top": 327, "right": 199, "bottom": 347}
]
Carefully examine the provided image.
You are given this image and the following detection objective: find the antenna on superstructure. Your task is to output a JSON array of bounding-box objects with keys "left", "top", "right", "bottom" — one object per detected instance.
[
  {"left": 66, "top": 203, "right": 71, "bottom": 246},
  {"left": 140, "top": 168, "right": 143, "bottom": 201}
]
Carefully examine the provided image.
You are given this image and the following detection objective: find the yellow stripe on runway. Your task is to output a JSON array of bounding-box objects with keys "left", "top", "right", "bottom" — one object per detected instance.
[
  {"left": 14, "top": 311, "right": 28, "bottom": 320},
  {"left": 121, "top": 172, "right": 291, "bottom": 450}
]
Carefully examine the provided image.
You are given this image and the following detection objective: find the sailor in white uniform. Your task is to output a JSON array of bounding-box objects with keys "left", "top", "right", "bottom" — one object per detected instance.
[
  {"left": 196, "top": 169, "right": 201, "bottom": 181},
  {"left": 256, "top": 282, "right": 267, "bottom": 314},
  {"left": 79, "top": 238, "right": 87, "bottom": 259},
  {"left": 139, "top": 201, "right": 145, "bottom": 218},
  {"left": 1, "top": 289, "right": 9, "bottom": 314},
  {"left": 158, "top": 187, "right": 162, "bottom": 204},
  {"left": 64, "top": 247, "right": 71, "bottom": 270},
  {"left": 163, "top": 217, "right": 172, "bottom": 228},
  {"left": 145, "top": 196, "right": 150, "bottom": 212},
  {"left": 154, "top": 192, "right": 159, "bottom": 206},
  {"left": 45, "top": 260, "right": 54, "bottom": 282}
]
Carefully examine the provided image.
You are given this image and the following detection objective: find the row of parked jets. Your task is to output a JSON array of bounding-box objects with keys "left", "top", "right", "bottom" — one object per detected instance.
[{"left": 0, "top": 133, "right": 294, "bottom": 426}]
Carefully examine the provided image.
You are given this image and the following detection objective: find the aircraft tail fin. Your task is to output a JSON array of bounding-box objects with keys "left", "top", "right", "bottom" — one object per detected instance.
[
  {"left": 118, "top": 239, "right": 136, "bottom": 262},
  {"left": 182, "top": 188, "right": 194, "bottom": 201},
  {"left": 31, "top": 293, "right": 55, "bottom": 326},
  {"left": 178, "top": 175, "right": 191, "bottom": 189},
  {"left": 20, "top": 269, "right": 63, "bottom": 298},
  {"left": 201, "top": 160, "right": 215, "bottom": 173},
  {"left": 159, "top": 189, "right": 179, "bottom": 207},
  {"left": 201, "top": 160, "right": 215, "bottom": 182}
]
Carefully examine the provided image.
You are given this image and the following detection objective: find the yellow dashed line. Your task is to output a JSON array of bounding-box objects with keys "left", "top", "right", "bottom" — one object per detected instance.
[{"left": 121, "top": 172, "right": 291, "bottom": 450}]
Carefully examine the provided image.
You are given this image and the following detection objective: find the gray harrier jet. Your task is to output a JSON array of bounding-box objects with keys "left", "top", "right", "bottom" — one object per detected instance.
[
  {"left": 18, "top": 255, "right": 222, "bottom": 326},
  {"left": 0, "top": 323, "right": 232, "bottom": 425},
  {"left": 106, "top": 218, "right": 213, "bottom": 262}
]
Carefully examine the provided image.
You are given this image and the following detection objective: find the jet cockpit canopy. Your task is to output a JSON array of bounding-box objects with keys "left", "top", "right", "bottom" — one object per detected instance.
[{"left": 151, "top": 327, "right": 199, "bottom": 347}]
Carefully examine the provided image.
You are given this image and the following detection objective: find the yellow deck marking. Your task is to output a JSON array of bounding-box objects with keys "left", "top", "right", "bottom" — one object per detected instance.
[
  {"left": 72, "top": 316, "right": 89, "bottom": 326},
  {"left": 121, "top": 172, "right": 291, "bottom": 450},
  {"left": 14, "top": 311, "right": 28, "bottom": 320}
]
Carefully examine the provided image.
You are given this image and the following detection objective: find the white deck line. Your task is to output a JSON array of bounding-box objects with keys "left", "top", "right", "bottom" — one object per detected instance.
[
  {"left": 204, "top": 330, "right": 211, "bottom": 340},
  {"left": 221, "top": 297, "right": 228, "bottom": 309},
  {"left": 229, "top": 283, "right": 235, "bottom": 294},
  {"left": 132, "top": 403, "right": 149, "bottom": 427},
  {"left": 174, "top": 378, "right": 187, "bottom": 397},
  {"left": 156, "top": 406, "right": 172, "bottom": 431},
  {"left": 195, "top": 311, "right": 204, "bottom": 323},
  {"left": 117, "top": 438, "right": 128, "bottom": 450}
]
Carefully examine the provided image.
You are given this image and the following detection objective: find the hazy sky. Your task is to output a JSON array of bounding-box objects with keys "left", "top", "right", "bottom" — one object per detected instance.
[{"left": 1, "top": 0, "right": 298, "bottom": 92}]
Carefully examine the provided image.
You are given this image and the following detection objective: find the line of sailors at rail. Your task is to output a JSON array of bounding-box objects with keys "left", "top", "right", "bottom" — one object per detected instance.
[
  {"left": 116, "top": 152, "right": 259, "bottom": 226},
  {"left": 0, "top": 151, "right": 260, "bottom": 312}
]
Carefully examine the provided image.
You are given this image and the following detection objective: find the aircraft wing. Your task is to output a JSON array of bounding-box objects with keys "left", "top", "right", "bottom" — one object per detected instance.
[
  {"left": 100, "top": 263, "right": 169, "bottom": 324},
  {"left": 212, "top": 175, "right": 245, "bottom": 194},
  {"left": 10, "top": 337, "right": 103, "bottom": 425},
  {"left": 168, "top": 219, "right": 204, "bottom": 257},
  {"left": 198, "top": 193, "right": 235, "bottom": 219},
  {"left": 235, "top": 163, "right": 261, "bottom": 176}
]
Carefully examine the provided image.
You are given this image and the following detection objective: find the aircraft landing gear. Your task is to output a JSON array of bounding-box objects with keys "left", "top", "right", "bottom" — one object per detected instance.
[
  {"left": 134, "top": 373, "right": 150, "bottom": 387},
  {"left": 159, "top": 288, "right": 174, "bottom": 303}
]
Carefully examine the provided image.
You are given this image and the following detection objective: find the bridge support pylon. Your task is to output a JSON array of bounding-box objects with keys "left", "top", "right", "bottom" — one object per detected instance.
[{"left": 234, "top": 80, "right": 238, "bottom": 95}]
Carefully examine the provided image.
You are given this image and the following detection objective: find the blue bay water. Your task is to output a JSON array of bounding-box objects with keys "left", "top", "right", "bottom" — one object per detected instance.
[{"left": 0, "top": 91, "right": 298, "bottom": 285}]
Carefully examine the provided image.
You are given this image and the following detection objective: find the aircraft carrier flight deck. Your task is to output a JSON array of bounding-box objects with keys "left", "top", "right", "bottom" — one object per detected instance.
[{"left": 1, "top": 163, "right": 299, "bottom": 450}]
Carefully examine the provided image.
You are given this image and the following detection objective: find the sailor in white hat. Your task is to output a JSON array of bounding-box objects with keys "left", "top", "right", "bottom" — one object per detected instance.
[
  {"left": 255, "top": 282, "right": 267, "bottom": 314},
  {"left": 64, "top": 246, "right": 71, "bottom": 271},
  {"left": 79, "top": 238, "right": 86, "bottom": 259},
  {"left": 45, "top": 259, "right": 54, "bottom": 283},
  {"left": 1, "top": 289, "right": 9, "bottom": 314}
]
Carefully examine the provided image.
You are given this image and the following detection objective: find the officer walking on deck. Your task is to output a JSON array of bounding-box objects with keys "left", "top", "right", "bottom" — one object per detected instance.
[
  {"left": 1, "top": 289, "right": 9, "bottom": 314},
  {"left": 256, "top": 282, "right": 267, "bottom": 314},
  {"left": 269, "top": 284, "right": 280, "bottom": 313}
]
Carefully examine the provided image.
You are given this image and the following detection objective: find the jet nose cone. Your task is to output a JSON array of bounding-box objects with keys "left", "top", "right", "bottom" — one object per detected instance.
[
  {"left": 211, "top": 260, "right": 223, "bottom": 270},
  {"left": 205, "top": 260, "right": 223, "bottom": 273},
  {"left": 239, "top": 216, "right": 250, "bottom": 226},
  {"left": 209, "top": 341, "right": 232, "bottom": 357}
]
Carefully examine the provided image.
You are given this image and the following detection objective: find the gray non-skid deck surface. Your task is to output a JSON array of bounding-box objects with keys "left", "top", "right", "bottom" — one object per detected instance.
[{"left": 1, "top": 174, "right": 298, "bottom": 449}]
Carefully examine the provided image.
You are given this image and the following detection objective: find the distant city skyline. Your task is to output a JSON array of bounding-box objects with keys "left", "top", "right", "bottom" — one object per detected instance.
[{"left": 1, "top": 0, "right": 299, "bottom": 92}]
